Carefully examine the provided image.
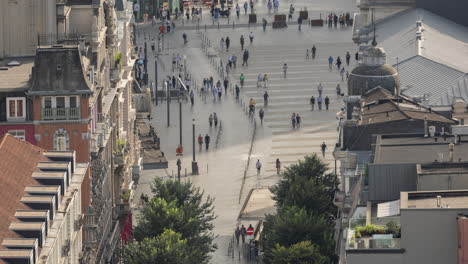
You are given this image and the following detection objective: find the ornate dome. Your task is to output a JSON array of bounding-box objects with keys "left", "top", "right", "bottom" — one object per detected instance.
[{"left": 348, "top": 46, "right": 400, "bottom": 96}]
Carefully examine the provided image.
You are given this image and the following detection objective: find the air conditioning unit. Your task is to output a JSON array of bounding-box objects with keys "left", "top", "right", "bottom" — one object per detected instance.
[
  {"left": 62, "top": 239, "right": 71, "bottom": 257},
  {"left": 74, "top": 215, "right": 83, "bottom": 230},
  {"left": 428, "top": 126, "right": 436, "bottom": 137}
]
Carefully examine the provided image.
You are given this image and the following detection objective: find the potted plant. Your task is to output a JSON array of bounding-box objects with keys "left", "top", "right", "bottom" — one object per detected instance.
[
  {"left": 121, "top": 189, "right": 131, "bottom": 202},
  {"left": 114, "top": 52, "right": 122, "bottom": 69}
]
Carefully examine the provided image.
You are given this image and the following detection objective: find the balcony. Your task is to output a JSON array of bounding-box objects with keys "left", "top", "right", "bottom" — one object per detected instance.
[
  {"left": 42, "top": 108, "right": 80, "bottom": 120},
  {"left": 346, "top": 217, "right": 401, "bottom": 250}
]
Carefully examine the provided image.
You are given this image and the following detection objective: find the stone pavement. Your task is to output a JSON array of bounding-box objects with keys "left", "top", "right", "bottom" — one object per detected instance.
[{"left": 134, "top": 0, "right": 357, "bottom": 263}]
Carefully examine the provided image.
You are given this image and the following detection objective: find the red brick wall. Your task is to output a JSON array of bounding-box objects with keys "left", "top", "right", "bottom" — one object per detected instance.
[{"left": 0, "top": 124, "right": 36, "bottom": 144}]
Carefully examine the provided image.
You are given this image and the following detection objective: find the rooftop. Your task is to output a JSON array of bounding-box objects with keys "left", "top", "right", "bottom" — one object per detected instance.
[
  {"left": 359, "top": 87, "right": 456, "bottom": 125},
  {"left": 401, "top": 190, "right": 468, "bottom": 209},
  {"left": 0, "top": 59, "right": 34, "bottom": 92},
  {"left": 374, "top": 134, "right": 468, "bottom": 164},
  {"left": 359, "top": 8, "right": 468, "bottom": 106}
]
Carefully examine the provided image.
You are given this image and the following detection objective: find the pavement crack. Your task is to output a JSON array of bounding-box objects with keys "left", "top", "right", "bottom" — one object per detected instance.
[{"left": 238, "top": 119, "right": 257, "bottom": 204}]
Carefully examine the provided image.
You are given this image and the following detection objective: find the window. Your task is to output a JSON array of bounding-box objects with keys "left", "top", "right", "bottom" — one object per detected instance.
[
  {"left": 54, "top": 129, "right": 69, "bottom": 151},
  {"left": 69, "top": 96, "right": 78, "bottom": 108},
  {"left": 8, "top": 130, "right": 25, "bottom": 140},
  {"left": 44, "top": 97, "right": 52, "bottom": 108},
  {"left": 6, "top": 97, "right": 26, "bottom": 120},
  {"left": 56, "top": 97, "right": 65, "bottom": 108}
]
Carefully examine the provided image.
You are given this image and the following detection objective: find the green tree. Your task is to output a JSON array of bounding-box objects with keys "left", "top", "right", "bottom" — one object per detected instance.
[
  {"left": 270, "top": 241, "right": 327, "bottom": 264},
  {"left": 262, "top": 206, "right": 336, "bottom": 263},
  {"left": 123, "top": 229, "right": 192, "bottom": 264},
  {"left": 270, "top": 154, "right": 339, "bottom": 220},
  {"left": 133, "top": 179, "right": 216, "bottom": 263}
]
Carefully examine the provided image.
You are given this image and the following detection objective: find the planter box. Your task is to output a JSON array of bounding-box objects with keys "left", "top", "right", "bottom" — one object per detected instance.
[
  {"left": 299, "top": 11, "right": 308, "bottom": 20},
  {"left": 249, "top": 14, "right": 257, "bottom": 23},
  {"left": 311, "top": 19, "right": 324, "bottom": 26},
  {"left": 274, "top": 14, "right": 286, "bottom": 22},
  {"left": 272, "top": 21, "right": 287, "bottom": 28}
]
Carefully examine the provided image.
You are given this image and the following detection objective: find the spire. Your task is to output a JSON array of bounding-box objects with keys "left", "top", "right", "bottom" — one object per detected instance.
[{"left": 371, "top": 8, "right": 377, "bottom": 47}]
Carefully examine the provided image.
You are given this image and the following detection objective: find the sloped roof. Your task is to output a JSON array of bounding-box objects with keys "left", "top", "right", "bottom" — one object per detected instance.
[
  {"left": 436, "top": 74, "right": 468, "bottom": 106},
  {"left": 0, "top": 135, "right": 49, "bottom": 240},
  {"left": 359, "top": 87, "right": 457, "bottom": 125},
  {"left": 28, "top": 46, "right": 92, "bottom": 96},
  {"left": 395, "top": 56, "right": 465, "bottom": 104},
  {"left": 375, "top": 8, "right": 468, "bottom": 72}
]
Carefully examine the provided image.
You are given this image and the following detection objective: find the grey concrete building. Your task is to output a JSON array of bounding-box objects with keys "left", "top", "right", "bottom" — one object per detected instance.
[{"left": 346, "top": 190, "right": 468, "bottom": 264}]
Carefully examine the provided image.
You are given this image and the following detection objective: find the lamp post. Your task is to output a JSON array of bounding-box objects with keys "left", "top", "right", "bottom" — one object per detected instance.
[
  {"left": 183, "top": 55, "right": 187, "bottom": 79},
  {"left": 166, "top": 81, "right": 170, "bottom": 127},
  {"left": 192, "top": 119, "right": 198, "bottom": 174},
  {"left": 179, "top": 97, "right": 182, "bottom": 146},
  {"left": 154, "top": 59, "right": 158, "bottom": 105}
]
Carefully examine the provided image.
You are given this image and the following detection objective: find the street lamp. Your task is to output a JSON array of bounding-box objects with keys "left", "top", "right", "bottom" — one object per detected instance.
[
  {"left": 192, "top": 119, "right": 199, "bottom": 175},
  {"left": 183, "top": 55, "right": 187, "bottom": 79},
  {"left": 179, "top": 96, "right": 182, "bottom": 146}
]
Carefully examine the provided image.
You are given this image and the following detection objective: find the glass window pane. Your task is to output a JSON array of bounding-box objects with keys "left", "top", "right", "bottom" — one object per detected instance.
[
  {"left": 56, "top": 97, "right": 65, "bottom": 108},
  {"left": 70, "top": 97, "right": 77, "bottom": 108},
  {"left": 16, "top": 100, "right": 23, "bottom": 117},
  {"left": 9, "top": 100, "right": 16, "bottom": 117},
  {"left": 44, "top": 97, "right": 52, "bottom": 108}
]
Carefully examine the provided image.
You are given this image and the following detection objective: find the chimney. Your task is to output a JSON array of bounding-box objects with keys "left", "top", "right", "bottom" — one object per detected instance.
[
  {"left": 424, "top": 116, "right": 428, "bottom": 137},
  {"left": 449, "top": 143, "right": 455, "bottom": 162},
  {"left": 437, "top": 195, "right": 442, "bottom": 208}
]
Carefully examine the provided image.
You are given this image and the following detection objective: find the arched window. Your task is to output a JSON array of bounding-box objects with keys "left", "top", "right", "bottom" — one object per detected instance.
[{"left": 54, "top": 129, "right": 69, "bottom": 151}]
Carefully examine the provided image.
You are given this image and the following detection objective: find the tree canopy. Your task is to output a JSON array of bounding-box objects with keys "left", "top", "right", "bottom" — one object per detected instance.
[
  {"left": 270, "top": 241, "right": 327, "bottom": 264},
  {"left": 264, "top": 154, "right": 338, "bottom": 263},
  {"left": 129, "top": 179, "right": 216, "bottom": 264}
]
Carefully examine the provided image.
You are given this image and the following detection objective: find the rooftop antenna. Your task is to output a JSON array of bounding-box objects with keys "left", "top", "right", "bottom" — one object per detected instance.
[{"left": 371, "top": 8, "right": 377, "bottom": 47}]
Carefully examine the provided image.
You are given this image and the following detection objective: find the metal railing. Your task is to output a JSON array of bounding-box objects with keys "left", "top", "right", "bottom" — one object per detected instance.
[{"left": 42, "top": 108, "right": 80, "bottom": 120}]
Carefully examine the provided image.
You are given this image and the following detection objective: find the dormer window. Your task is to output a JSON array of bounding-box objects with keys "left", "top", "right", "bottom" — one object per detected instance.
[{"left": 6, "top": 97, "right": 26, "bottom": 121}]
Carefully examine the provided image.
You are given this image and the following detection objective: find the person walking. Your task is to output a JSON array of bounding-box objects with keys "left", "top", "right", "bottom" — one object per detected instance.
[
  {"left": 225, "top": 36, "right": 230, "bottom": 51},
  {"left": 346, "top": 51, "right": 351, "bottom": 66},
  {"left": 275, "top": 158, "right": 281, "bottom": 174},
  {"left": 257, "top": 73, "right": 263, "bottom": 87},
  {"left": 325, "top": 96, "right": 330, "bottom": 110},
  {"left": 312, "top": 45, "right": 317, "bottom": 59},
  {"left": 236, "top": 4, "right": 240, "bottom": 18},
  {"left": 291, "top": 113, "right": 296, "bottom": 129},
  {"left": 249, "top": 32, "right": 254, "bottom": 44},
  {"left": 263, "top": 91, "right": 269, "bottom": 106},
  {"left": 209, "top": 114, "right": 213, "bottom": 127},
  {"left": 212, "top": 85, "right": 217, "bottom": 100},
  {"left": 189, "top": 90, "right": 194, "bottom": 105},
  {"left": 214, "top": 112, "right": 218, "bottom": 127},
  {"left": 310, "top": 95, "right": 315, "bottom": 111},
  {"left": 318, "top": 96, "right": 323, "bottom": 110},
  {"left": 267, "top": 0, "right": 272, "bottom": 14},
  {"left": 283, "top": 63, "right": 288, "bottom": 78},
  {"left": 340, "top": 67, "right": 345, "bottom": 81},
  {"left": 235, "top": 84, "right": 240, "bottom": 98},
  {"left": 205, "top": 134, "right": 211, "bottom": 150},
  {"left": 224, "top": 78, "right": 229, "bottom": 93},
  {"left": 220, "top": 37, "right": 225, "bottom": 51},
  {"left": 240, "top": 73, "right": 245, "bottom": 87},
  {"left": 306, "top": 49, "right": 309, "bottom": 59},
  {"left": 336, "top": 84, "right": 342, "bottom": 97},
  {"left": 235, "top": 226, "right": 241, "bottom": 245},
  {"left": 240, "top": 225, "right": 247, "bottom": 243},
  {"left": 240, "top": 35, "right": 245, "bottom": 50},
  {"left": 243, "top": 1, "right": 248, "bottom": 14},
  {"left": 298, "top": 15, "right": 303, "bottom": 31},
  {"left": 288, "top": 4, "right": 295, "bottom": 21},
  {"left": 335, "top": 56, "right": 342, "bottom": 70},
  {"left": 262, "top": 18, "right": 267, "bottom": 32},
  {"left": 256, "top": 159, "right": 262, "bottom": 175},
  {"left": 259, "top": 108, "right": 264, "bottom": 124},
  {"left": 217, "top": 85, "right": 222, "bottom": 99},
  {"left": 317, "top": 83, "right": 323, "bottom": 97},
  {"left": 198, "top": 134, "right": 203, "bottom": 151},
  {"left": 263, "top": 74, "right": 268, "bottom": 87},
  {"left": 355, "top": 51, "right": 359, "bottom": 62},
  {"left": 320, "top": 142, "right": 327, "bottom": 158},
  {"left": 242, "top": 49, "right": 249, "bottom": 66},
  {"left": 328, "top": 56, "right": 334, "bottom": 69},
  {"left": 295, "top": 114, "right": 301, "bottom": 128}
]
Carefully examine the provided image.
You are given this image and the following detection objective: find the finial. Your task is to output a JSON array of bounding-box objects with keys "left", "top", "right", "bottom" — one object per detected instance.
[{"left": 371, "top": 8, "right": 377, "bottom": 47}]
